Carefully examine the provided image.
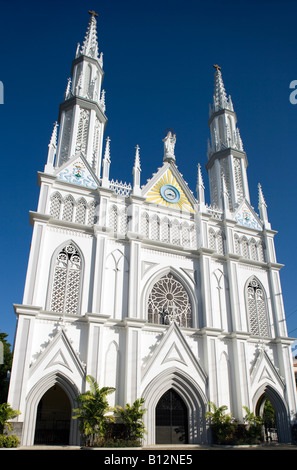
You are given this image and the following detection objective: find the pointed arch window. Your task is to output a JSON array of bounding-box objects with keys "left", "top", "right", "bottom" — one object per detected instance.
[
  {"left": 161, "top": 218, "right": 170, "bottom": 243},
  {"left": 50, "top": 192, "right": 62, "bottom": 219},
  {"left": 209, "top": 228, "right": 216, "bottom": 250},
  {"left": 62, "top": 196, "right": 74, "bottom": 222},
  {"left": 151, "top": 216, "right": 160, "bottom": 241},
  {"left": 181, "top": 223, "right": 190, "bottom": 247},
  {"left": 148, "top": 273, "right": 192, "bottom": 328},
  {"left": 171, "top": 220, "right": 180, "bottom": 245},
  {"left": 246, "top": 277, "right": 270, "bottom": 337},
  {"left": 109, "top": 205, "right": 118, "bottom": 232},
  {"left": 50, "top": 243, "right": 83, "bottom": 315},
  {"left": 141, "top": 212, "right": 149, "bottom": 238},
  {"left": 75, "top": 198, "right": 87, "bottom": 225},
  {"left": 75, "top": 109, "right": 90, "bottom": 155}
]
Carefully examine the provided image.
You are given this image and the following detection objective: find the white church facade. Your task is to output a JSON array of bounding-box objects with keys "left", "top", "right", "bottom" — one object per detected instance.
[{"left": 7, "top": 13, "right": 297, "bottom": 446}]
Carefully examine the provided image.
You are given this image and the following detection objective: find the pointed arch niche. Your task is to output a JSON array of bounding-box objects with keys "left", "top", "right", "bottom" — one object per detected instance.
[
  {"left": 104, "top": 249, "right": 129, "bottom": 319},
  {"left": 145, "top": 269, "right": 196, "bottom": 328},
  {"left": 46, "top": 241, "right": 84, "bottom": 315}
]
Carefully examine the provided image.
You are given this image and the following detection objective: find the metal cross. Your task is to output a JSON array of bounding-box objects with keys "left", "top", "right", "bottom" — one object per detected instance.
[
  {"left": 213, "top": 64, "right": 221, "bottom": 71},
  {"left": 88, "top": 10, "right": 98, "bottom": 18}
]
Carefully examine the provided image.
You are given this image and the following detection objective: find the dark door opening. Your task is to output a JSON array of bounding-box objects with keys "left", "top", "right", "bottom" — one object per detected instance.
[
  {"left": 34, "top": 384, "right": 71, "bottom": 445},
  {"left": 256, "top": 396, "right": 278, "bottom": 443},
  {"left": 156, "top": 389, "right": 188, "bottom": 444}
]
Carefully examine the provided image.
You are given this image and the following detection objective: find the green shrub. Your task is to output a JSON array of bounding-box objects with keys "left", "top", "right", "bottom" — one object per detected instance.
[
  {"left": 0, "top": 434, "right": 20, "bottom": 448},
  {"left": 205, "top": 402, "right": 263, "bottom": 445}
]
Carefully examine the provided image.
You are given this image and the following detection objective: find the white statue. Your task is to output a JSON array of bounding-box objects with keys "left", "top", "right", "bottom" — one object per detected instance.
[{"left": 163, "top": 130, "right": 176, "bottom": 162}]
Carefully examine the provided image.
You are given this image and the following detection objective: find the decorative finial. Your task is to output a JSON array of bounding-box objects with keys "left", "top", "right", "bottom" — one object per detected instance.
[
  {"left": 213, "top": 64, "right": 221, "bottom": 71},
  {"left": 134, "top": 145, "right": 141, "bottom": 171},
  {"left": 88, "top": 10, "right": 98, "bottom": 18}
]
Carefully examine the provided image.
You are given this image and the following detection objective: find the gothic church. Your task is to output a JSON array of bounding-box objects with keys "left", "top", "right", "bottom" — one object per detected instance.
[{"left": 7, "top": 13, "right": 297, "bottom": 445}]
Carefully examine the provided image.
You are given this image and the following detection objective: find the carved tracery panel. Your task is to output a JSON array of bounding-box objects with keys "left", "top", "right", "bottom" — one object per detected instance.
[
  {"left": 246, "top": 277, "right": 270, "bottom": 337},
  {"left": 50, "top": 243, "right": 82, "bottom": 315}
]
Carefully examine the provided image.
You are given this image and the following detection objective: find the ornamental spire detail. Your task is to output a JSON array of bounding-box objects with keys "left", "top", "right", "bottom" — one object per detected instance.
[
  {"left": 76, "top": 10, "right": 103, "bottom": 65},
  {"left": 210, "top": 65, "right": 234, "bottom": 115}
]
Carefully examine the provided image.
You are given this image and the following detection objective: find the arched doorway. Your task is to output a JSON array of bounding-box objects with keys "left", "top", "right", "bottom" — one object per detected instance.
[
  {"left": 34, "top": 384, "right": 71, "bottom": 445},
  {"left": 156, "top": 389, "right": 188, "bottom": 444},
  {"left": 254, "top": 386, "right": 291, "bottom": 443}
]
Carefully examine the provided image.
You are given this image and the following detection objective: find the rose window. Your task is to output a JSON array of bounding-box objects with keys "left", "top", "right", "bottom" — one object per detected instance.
[{"left": 148, "top": 273, "right": 192, "bottom": 327}]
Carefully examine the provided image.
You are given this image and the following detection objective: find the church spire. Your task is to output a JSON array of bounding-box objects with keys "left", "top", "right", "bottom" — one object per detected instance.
[
  {"left": 196, "top": 163, "right": 205, "bottom": 206},
  {"left": 101, "top": 136, "right": 111, "bottom": 188},
  {"left": 258, "top": 183, "right": 270, "bottom": 228},
  {"left": 133, "top": 145, "right": 141, "bottom": 196},
  {"left": 53, "top": 12, "right": 107, "bottom": 179},
  {"left": 206, "top": 66, "right": 250, "bottom": 211},
  {"left": 211, "top": 65, "right": 234, "bottom": 114},
  {"left": 44, "top": 122, "right": 58, "bottom": 173},
  {"left": 78, "top": 11, "right": 100, "bottom": 61}
]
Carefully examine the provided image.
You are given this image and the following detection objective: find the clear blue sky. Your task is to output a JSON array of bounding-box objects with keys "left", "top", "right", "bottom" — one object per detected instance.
[{"left": 1, "top": 0, "right": 297, "bottom": 347}]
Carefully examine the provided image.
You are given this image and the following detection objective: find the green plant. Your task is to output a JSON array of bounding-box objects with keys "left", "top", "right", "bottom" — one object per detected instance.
[
  {"left": 114, "top": 398, "right": 146, "bottom": 442},
  {"left": 205, "top": 402, "right": 236, "bottom": 444},
  {"left": 0, "top": 434, "right": 20, "bottom": 448},
  {"left": 242, "top": 406, "right": 263, "bottom": 443},
  {"left": 0, "top": 403, "right": 20, "bottom": 434},
  {"left": 72, "top": 375, "right": 115, "bottom": 445}
]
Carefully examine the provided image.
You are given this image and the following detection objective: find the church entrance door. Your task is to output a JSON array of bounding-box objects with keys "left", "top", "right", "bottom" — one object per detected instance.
[
  {"left": 156, "top": 389, "right": 188, "bottom": 444},
  {"left": 34, "top": 384, "right": 71, "bottom": 445}
]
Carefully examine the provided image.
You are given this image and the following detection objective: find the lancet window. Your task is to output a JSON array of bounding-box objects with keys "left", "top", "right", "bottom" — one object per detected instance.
[
  {"left": 75, "top": 198, "right": 87, "bottom": 225},
  {"left": 50, "top": 243, "right": 83, "bottom": 315},
  {"left": 50, "top": 193, "right": 62, "bottom": 219},
  {"left": 246, "top": 277, "right": 270, "bottom": 337},
  {"left": 148, "top": 273, "right": 192, "bottom": 328}
]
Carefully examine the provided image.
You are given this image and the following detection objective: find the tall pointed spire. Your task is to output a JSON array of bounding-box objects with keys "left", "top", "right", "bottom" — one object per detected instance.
[
  {"left": 196, "top": 163, "right": 205, "bottom": 206},
  {"left": 54, "top": 12, "right": 107, "bottom": 178},
  {"left": 133, "top": 145, "right": 141, "bottom": 196},
  {"left": 44, "top": 122, "right": 58, "bottom": 173},
  {"left": 206, "top": 65, "right": 250, "bottom": 210},
  {"left": 211, "top": 65, "right": 234, "bottom": 115},
  {"left": 101, "top": 137, "right": 111, "bottom": 188},
  {"left": 79, "top": 11, "right": 100, "bottom": 61},
  {"left": 258, "top": 183, "right": 270, "bottom": 228}
]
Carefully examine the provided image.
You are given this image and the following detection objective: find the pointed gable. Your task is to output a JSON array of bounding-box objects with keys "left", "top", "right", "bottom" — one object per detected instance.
[
  {"left": 142, "top": 163, "right": 195, "bottom": 213},
  {"left": 250, "top": 348, "right": 285, "bottom": 389},
  {"left": 235, "top": 199, "right": 262, "bottom": 230},
  {"left": 56, "top": 154, "right": 99, "bottom": 189},
  {"left": 29, "top": 328, "right": 86, "bottom": 381},
  {"left": 142, "top": 322, "right": 207, "bottom": 387}
]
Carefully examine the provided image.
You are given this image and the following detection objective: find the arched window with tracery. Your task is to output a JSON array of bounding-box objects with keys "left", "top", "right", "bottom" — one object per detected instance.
[
  {"left": 62, "top": 195, "right": 74, "bottom": 222},
  {"left": 50, "top": 192, "right": 62, "bottom": 219},
  {"left": 147, "top": 273, "right": 192, "bottom": 328},
  {"left": 246, "top": 277, "right": 270, "bottom": 337},
  {"left": 49, "top": 243, "right": 83, "bottom": 315},
  {"left": 75, "top": 198, "right": 87, "bottom": 225}
]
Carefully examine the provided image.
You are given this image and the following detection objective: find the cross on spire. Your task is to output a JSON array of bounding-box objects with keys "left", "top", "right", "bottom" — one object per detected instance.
[
  {"left": 213, "top": 64, "right": 221, "bottom": 72},
  {"left": 88, "top": 10, "right": 98, "bottom": 18}
]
